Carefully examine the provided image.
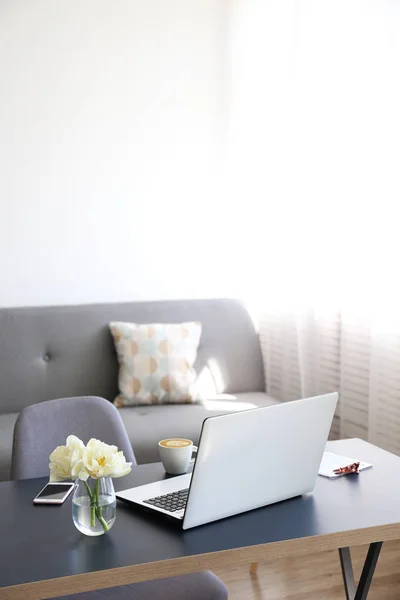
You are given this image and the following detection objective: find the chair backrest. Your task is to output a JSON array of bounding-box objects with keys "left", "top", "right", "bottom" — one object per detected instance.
[{"left": 11, "top": 396, "right": 136, "bottom": 480}]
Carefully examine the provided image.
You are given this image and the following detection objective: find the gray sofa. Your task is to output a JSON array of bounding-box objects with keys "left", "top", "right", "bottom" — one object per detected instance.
[{"left": 0, "top": 298, "right": 277, "bottom": 481}]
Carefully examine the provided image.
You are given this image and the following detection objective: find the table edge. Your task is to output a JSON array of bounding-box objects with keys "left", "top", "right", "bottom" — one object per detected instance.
[{"left": 2, "top": 522, "right": 400, "bottom": 600}]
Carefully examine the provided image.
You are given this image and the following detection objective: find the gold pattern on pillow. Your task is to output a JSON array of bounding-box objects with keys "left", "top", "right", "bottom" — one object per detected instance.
[{"left": 109, "top": 321, "right": 202, "bottom": 406}]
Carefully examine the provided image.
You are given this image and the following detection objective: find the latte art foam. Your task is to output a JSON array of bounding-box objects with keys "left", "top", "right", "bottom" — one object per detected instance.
[{"left": 159, "top": 438, "right": 192, "bottom": 448}]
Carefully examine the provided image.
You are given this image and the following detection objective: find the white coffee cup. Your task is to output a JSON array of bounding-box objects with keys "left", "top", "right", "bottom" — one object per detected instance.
[{"left": 158, "top": 438, "right": 198, "bottom": 475}]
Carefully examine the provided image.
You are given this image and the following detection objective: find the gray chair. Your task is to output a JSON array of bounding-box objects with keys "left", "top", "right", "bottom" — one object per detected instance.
[
  {"left": 11, "top": 396, "right": 227, "bottom": 600},
  {"left": 11, "top": 396, "right": 136, "bottom": 480},
  {"left": 49, "top": 573, "right": 227, "bottom": 600}
]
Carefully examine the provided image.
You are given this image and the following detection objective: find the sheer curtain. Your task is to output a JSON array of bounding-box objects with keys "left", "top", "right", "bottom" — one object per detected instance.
[
  {"left": 225, "top": 1, "right": 400, "bottom": 452},
  {"left": 260, "top": 307, "right": 400, "bottom": 453}
]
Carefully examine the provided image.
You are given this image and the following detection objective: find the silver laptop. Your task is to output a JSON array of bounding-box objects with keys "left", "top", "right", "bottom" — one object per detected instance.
[{"left": 116, "top": 392, "right": 338, "bottom": 529}]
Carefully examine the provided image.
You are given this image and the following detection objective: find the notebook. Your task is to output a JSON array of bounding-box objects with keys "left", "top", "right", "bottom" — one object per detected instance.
[{"left": 319, "top": 451, "right": 372, "bottom": 479}]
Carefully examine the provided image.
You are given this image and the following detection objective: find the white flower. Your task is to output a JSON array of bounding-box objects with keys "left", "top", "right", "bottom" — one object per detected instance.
[
  {"left": 49, "top": 435, "right": 85, "bottom": 481},
  {"left": 77, "top": 438, "right": 132, "bottom": 481}
]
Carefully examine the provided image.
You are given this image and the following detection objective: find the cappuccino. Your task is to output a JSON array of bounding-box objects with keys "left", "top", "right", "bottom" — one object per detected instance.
[
  {"left": 159, "top": 438, "right": 192, "bottom": 448},
  {"left": 158, "top": 438, "right": 197, "bottom": 474}
]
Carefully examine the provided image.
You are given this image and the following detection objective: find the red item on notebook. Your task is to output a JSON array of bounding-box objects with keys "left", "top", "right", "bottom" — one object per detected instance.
[{"left": 333, "top": 462, "right": 360, "bottom": 475}]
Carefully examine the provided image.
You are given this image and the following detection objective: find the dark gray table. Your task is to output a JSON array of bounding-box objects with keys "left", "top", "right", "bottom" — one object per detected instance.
[{"left": 1, "top": 439, "right": 400, "bottom": 600}]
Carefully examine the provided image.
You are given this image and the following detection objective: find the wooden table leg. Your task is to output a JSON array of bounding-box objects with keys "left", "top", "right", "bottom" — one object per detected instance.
[{"left": 250, "top": 562, "right": 259, "bottom": 577}]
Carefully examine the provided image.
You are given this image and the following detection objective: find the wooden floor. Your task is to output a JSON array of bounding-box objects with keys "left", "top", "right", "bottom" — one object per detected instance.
[{"left": 214, "top": 540, "right": 400, "bottom": 599}]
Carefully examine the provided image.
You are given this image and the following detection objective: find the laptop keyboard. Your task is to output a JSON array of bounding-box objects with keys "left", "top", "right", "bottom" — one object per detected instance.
[{"left": 143, "top": 488, "right": 189, "bottom": 512}]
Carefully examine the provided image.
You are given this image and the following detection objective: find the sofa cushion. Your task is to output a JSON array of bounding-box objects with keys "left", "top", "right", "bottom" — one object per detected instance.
[
  {"left": 0, "top": 413, "right": 18, "bottom": 481},
  {"left": 0, "top": 394, "right": 278, "bottom": 481},
  {"left": 119, "top": 392, "right": 277, "bottom": 464},
  {"left": 110, "top": 321, "right": 202, "bottom": 406},
  {"left": 0, "top": 299, "right": 264, "bottom": 413}
]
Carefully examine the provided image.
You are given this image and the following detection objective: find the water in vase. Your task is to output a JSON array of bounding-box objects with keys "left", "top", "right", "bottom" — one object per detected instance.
[{"left": 72, "top": 494, "right": 116, "bottom": 536}]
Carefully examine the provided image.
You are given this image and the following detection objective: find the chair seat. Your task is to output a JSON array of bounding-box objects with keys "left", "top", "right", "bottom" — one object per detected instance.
[
  {"left": 49, "top": 571, "right": 228, "bottom": 600},
  {"left": 120, "top": 391, "right": 278, "bottom": 464}
]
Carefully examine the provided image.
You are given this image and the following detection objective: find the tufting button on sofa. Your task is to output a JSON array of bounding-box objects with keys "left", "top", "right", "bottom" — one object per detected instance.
[{"left": 43, "top": 353, "right": 51, "bottom": 362}]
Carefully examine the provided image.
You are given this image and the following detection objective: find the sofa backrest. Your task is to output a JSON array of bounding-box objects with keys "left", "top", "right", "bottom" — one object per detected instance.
[{"left": 0, "top": 298, "right": 264, "bottom": 414}]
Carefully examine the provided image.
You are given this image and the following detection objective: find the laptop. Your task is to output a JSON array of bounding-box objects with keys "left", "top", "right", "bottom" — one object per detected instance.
[{"left": 116, "top": 392, "right": 338, "bottom": 529}]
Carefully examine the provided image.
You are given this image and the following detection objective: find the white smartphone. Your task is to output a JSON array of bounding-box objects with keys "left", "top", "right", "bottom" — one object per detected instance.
[{"left": 33, "top": 482, "right": 75, "bottom": 505}]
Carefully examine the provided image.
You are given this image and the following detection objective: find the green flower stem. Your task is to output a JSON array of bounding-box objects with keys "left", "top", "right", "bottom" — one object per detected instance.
[
  {"left": 95, "top": 506, "right": 109, "bottom": 532},
  {"left": 83, "top": 478, "right": 109, "bottom": 533},
  {"left": 94, "top": 478, "right": 99, "bottom": 503},
  {"left": 83, "top": 479, "right": 94, "bottom": 501},
  {"left": 83, "top": 480, "right": 96, "bottom": 528},
  {"left": 95, "top": 479, "right": 109, "bottom": 532}
]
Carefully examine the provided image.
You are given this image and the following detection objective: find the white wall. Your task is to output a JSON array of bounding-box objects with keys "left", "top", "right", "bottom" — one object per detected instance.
[
  {"left": 0, "top": 0, "right": 234, "bottom": 308},
  {"left": 226, "top": 0, "right": 400, "bottom": 310}
]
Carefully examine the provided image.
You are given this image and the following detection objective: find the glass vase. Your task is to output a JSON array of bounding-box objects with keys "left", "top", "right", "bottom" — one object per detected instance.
[{"left": 72, "top": 476, "right": 116, "bottom": 536}]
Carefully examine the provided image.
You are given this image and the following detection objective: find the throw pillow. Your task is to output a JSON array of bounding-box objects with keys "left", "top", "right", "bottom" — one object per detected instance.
[{"left": 109, "top": 321, "right": 202, "bottom": 406}]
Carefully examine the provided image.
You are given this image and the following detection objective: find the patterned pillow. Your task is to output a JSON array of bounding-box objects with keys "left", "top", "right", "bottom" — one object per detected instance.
[{"left": 109, "top": 321, "right": 202, "bottom": 406}]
